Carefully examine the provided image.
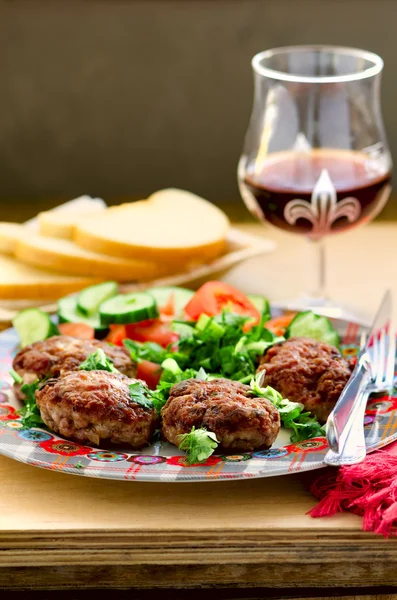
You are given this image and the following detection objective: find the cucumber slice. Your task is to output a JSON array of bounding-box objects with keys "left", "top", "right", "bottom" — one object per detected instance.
[
  {"left": 77, "top": 281, "right": 118, "bottom": 316},
  {"left": 58, "top": 295, "right": 107, "bottom": 333},
  {"left": 99, "top": 292, "right": 159, "bottom": 325},
  {"left": 13, "top": 308, "right": 59, "bottom": 347},
  {"left": 147, "top": 286, "right": 194, "bottom": 317},
  {"left": 248, "top": 294, "right": 271, "bottom": 320},
  {"left": 285, "top": 310, "right": 340, "bottom": 347}
]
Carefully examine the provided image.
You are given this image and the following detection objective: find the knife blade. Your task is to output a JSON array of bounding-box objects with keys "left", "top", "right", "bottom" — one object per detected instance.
[{"left": 326, "top": 290, "right": 392, "bottom": 454}]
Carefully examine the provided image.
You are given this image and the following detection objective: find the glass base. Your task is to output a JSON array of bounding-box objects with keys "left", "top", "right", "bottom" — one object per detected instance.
[{"left": 271, "top": 295, "right": 372, "bottom": 327}]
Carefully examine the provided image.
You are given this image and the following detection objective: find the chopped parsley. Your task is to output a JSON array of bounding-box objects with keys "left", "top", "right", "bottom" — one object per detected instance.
[
  {"left": 174, "top": 312, "right": 283, "bottom": 381},
  {"left": 178, "top": 427, "right": 219, "bottom": 464},
  {"left": 129, "top": 381, "right": 155, "bottom": 411},
  {"left": 125, "top": 310, "right": 283, "bottom": 383},
  {"left": 249, "top": 373, "right": 325, "bottom": 442},
  {"left": 9, "top": 368, "right": 45, "bottom": 428},
  {"left": 79, "top": 349, "right": 119, "bottom": 373},
  {"left": 18, "top": 380, "right": 45, "bottom": 428},
  {"left": 124, "top": 339, "right": 167, "bottom": 365}
]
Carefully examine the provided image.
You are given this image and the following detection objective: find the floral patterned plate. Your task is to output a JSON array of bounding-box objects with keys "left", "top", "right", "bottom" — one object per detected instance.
[{"left": 0, "top": 321, "right": 396, "bottom": 482}]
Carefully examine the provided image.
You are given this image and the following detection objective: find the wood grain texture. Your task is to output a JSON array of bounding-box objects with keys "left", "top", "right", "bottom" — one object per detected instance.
[
  {"left": 6, "top": 594, "right": 397, "bottom": 600},
  {"left": 1, "top": 222, "right": 397, "bottom": 590},
  {"left": 0, "top": 452, "right": 366, "bottom": 588}
]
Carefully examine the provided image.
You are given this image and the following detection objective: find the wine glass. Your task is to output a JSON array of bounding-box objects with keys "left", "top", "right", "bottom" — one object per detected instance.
[{"left": 238, "top": 46, "right": 392, "bottom": 323}]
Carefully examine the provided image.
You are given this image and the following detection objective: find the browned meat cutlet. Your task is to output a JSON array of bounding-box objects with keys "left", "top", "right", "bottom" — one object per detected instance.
[
  {"left": 161, "top": 378, "right": 280, "bottom": 452},
  {"left": 12, "top": 335, "right": 136, "bottom": 399},
  {"left": 257, "top": 337, "right": 354, "bottom": 423},
  {"left": 35, "top": 370, "right": 157, "bottom": 448}
]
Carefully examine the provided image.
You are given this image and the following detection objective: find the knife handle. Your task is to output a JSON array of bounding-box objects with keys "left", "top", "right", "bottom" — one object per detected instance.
[{"left": 326, "top": 352, "right": 372, "bottom": 453}]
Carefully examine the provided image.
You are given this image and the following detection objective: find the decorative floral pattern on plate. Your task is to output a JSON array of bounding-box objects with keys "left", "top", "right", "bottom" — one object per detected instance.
[
  {"left": 5, "top": 420, "right": 24, "bottom": 430},
  {"left": 364, "top": 414, "right": 377, "bottom": 426},
  {"left": 287, "top": 438, "right": 329, "bottom": 453},
  {"left": 366, "top": 396, "right": 397, "bottom": 415},
  {"left": 39, "top": 439, "right": 92, "bottom": 456},
  {"left": 18, "top": 429, "right": 53, "bottom": 442},
  {"left": 341, "top": 345, "right": 360, "bottom": 358},
  {"left": 0, "top": 405, "right": 18, "bottom": 421},
  {"left": 252, "top": 448, "right": 290, "bottom": 459},
  {"left": 166, "top": 455, "right": 222, "bottom": 468},
  {"left": 220, "top": 454, "right": 251, "bottom": 462},
  {"left": 88, "top": 451, "right": 128, "bottom": 462}
]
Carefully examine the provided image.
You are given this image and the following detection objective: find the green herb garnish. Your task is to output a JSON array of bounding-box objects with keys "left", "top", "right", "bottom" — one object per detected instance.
[
  {"left": 178, "top": 427, "right": 219, "bottom": 464},
  {"left": 123, "top": 339, "right": 168, "bottom": 365},
  {"left": 129, "top": 381, "right": 154, "bottom": 411},
  {"left": 18, "top": 380, "right": 45, "bottom": 428},
  {"left": 249, "top": 373, "right": 325, "bottom": 442},
  {"left": 9, "top": 369, "right": 47, "bottom": 428},
  {"left": 124, "top": 310, "right": 283, "bottom": 383},
  {"left": 79, "top": 349, "right": 119, "bottom": 373},
  {"left": 10, "top": 369, "right": 23, "bottom": 384}
]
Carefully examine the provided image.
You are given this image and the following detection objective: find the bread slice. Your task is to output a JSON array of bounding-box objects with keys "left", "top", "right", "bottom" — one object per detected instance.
[
  {"left": 73, "top": 189, "right": 230, "bottom": 264},
  {"left": 0, "top": 223, "right": 26, "bottom": 254},
  {"left": 14, "top": 234, "right": 173, "bottom": 282},
  {"left": 38, "top": 196, "right": 106, "bottom": 239},
  {"left": 0, "top": 255, "right": 101, "bottom": 300}
]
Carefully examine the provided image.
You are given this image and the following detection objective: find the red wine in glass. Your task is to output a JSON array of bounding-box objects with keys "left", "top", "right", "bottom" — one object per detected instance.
[{"left": 242, "top": 149, "right": 391, "bottom": 237}]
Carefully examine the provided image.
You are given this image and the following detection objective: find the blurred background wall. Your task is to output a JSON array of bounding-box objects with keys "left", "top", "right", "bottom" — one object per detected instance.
[{"left": 0, "top": 0, "right": 396, "bottom": 220}]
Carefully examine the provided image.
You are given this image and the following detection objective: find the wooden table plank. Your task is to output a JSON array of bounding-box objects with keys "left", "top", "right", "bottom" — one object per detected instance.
[
  {"left": 0, "top": 456, "right": 354, "bottom": 533},
  {"left": 5, "top": 594, "right": 397, "bottom": 600}
]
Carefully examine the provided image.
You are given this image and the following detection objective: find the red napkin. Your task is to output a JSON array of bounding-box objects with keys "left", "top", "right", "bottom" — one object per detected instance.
[{"left": 308, "top": 441, "right": 397, "bottom": 537}]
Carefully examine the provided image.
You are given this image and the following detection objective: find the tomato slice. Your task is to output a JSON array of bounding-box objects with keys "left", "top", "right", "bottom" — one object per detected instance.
[
  {"left": 136, "top": 360, "right": 162, "bottom": 389},
  {"left": 58, "top": 322, "right": 95, "bottom": 340},
  {"left": 184, "top": 281, "right": 261, "bottom": 323},
  {"left": 159, "top": 293, "right": 175, "bottom": 317},
  {"left": 125, "top": 318, "right": 178, "bottom": 348},
  {"left": 105, "top": 325, "right": 127, "bottom": 346},
  {"left": 265, "top": 314, "right": 295, "bottom": 336}
]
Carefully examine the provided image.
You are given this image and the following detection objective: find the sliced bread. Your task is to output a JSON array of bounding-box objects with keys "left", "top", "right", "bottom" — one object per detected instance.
[
  {"left": 0, "top": 222, "right": 27, "bottom": 255},
  {"left": 14, "top": 234, "right": 173, "bottom": 282},
  {"left": 73, "top": 189, "right": 230, "bottom": 264},
  {"left": 0, "top": 255, "right": 101, "bottom": 300},
  {"left": 38, "top": 196, "right": 106, "bottom": 239}
]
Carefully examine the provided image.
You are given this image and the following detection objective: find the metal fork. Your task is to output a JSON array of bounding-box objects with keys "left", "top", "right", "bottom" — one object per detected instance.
[{"left": 324, "top": 327, "right": 396, "bottom": 466}]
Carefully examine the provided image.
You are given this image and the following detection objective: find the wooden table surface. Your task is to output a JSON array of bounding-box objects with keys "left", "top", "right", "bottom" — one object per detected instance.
[{"left": 2, "top": 222, "right": 397, "bottom": 592}]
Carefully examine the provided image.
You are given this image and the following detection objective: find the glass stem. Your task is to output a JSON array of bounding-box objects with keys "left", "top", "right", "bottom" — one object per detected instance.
[{"left": 306, "top": 237, "right": 326, "bottom": 299}]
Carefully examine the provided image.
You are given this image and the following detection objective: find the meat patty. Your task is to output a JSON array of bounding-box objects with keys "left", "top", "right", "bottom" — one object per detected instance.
[
  {"left": 257, "top": 337, "right": 353, "bottom": 423},
  {"left": 161, "top": 378, "right": 280, "bottom": 452},
  {"left": 36, "top": 370, "right": 157, "bottom": 447},
  {"left": 12, "top": 335, "right": 136, "bottom": 399}
]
